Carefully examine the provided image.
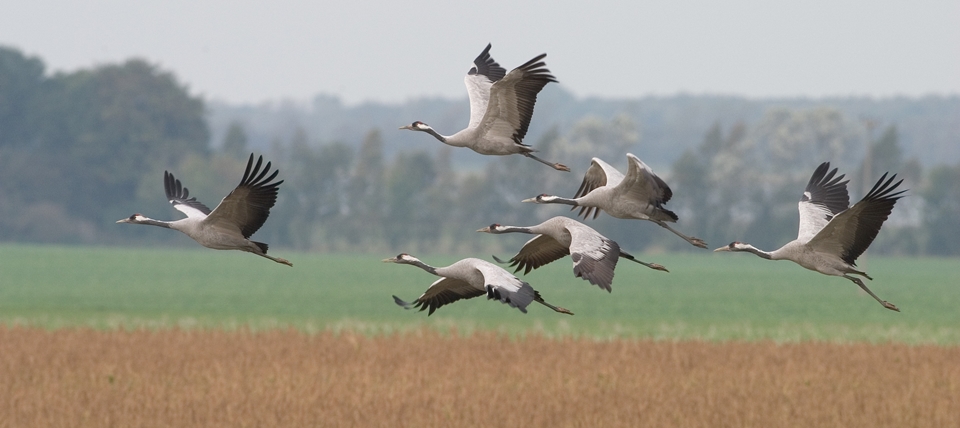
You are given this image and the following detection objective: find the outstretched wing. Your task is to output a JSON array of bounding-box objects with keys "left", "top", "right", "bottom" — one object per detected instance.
[
  {"left": 619, "top": 153, "right": 673, "bottom": 204},
  {"left": 465, "top": 44, "right": 507, "bottom": 129},
  {"left": 476, "top": 53, "right": 557, "bottom": 145},
  {"left": 567, "top": 224, "right": 620, "bottom": 292},
  {"left": 807, "top": 172, "right": 905, "bottom": 265},
  {"left": 393, "top": 276, "right": 484, "bottom": 316},
  {"left": 164, "top": 171, "right": 212, "bottom": 219},
  {"left": 572, "top": 158, "right": 620, "bottom": 220},
  {"left": 615, "top": 153, "right": 678, "bottom": 222},
  {"left": 503, "top": 234, "right": 569, "bottom": 275},
  {"left": 797, "top": 162, "right": 850, "bottom": 243},
  {"left": 474, "top": 262, "right": 537, "bottom": 313},
  {"left": 469, "top": 43, "right": 507, "bottom": 83},
  {"left": 205, "top": 154, "right": 284, "bottom": 238}
]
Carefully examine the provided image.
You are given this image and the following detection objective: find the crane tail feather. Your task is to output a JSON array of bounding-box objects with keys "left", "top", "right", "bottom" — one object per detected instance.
[{"left": 392, "top": 295, "right": 415, "bottom": 310}]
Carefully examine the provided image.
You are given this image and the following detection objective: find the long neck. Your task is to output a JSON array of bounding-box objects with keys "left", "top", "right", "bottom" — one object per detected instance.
[
  {"left": 493, "top": 226, "right": 535, "bottom": 235},
  {"left": 544, "top": 196, "right": 580, "bottom": 207},
  {"left": 407, "top": 259, "right": 438, "bottom": 276},
  {"left": 739, "top": 244, "right": 772, "bottom": 260},
  {"left": 138, "top": 218, "right": 173, "bottom": 229},
  {"left": 423, "top": 127, "right": 447, "bottom": 143}
]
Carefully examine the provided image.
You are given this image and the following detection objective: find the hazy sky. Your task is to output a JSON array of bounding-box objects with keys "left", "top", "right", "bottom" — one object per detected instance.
[{"left": 2, "top": 0, "right": 958, "bottom": 105}]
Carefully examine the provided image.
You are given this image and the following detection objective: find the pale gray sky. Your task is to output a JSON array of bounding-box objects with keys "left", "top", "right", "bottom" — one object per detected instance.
[{"left": 1, "top": 0, "right": 958, "bottom": 105}]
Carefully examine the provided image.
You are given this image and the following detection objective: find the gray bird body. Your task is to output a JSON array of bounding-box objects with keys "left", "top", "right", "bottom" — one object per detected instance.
[
  {"left": 478, "top": 216, "right": 668, "bottom": 292},
  {"left": 384, "top": 253, "right": 573, "bottom": 316},
  {"left": 524, "top": 153, "right": 706, "bottom": 248},
  {"left": 714, "top": 162, "right": 906, "bottom": 311},
  {"left": 400, "top": 44, "right": 568, "bottom": 171},
  {"left": 117, "top": 154, "right": 292, "bottom": 266}
]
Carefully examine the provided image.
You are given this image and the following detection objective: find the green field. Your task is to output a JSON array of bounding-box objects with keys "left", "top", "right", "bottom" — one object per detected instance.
[{"left": 2, "top": 243, "right": 959, "bottom": 343}]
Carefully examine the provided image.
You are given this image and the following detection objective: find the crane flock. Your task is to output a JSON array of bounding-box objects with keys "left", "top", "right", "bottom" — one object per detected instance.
[{"left": 120, "top": 44, "right": 907, "bottom": 316}]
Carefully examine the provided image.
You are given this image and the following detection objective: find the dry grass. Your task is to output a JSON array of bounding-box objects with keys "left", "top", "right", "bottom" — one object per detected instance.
[{"left": 1, "top": 327, "right": 958, "bottom": 428}]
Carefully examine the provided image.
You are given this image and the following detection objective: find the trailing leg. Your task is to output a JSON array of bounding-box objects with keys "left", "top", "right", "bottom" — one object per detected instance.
[
  {"left": 656, "top": 221, "right": 707, "bottom": 249},
  {"left": 844, "top": 274, "right": 898, "bottom": 312},
  {"left": 522, "top": 152, "right": 570, "bottom": 172},
  {"left": 534, "top": 295, "right": 574, "bottom": 315},
  {"left": 619, "top": 251, "right": 669, "bottom": 272}
]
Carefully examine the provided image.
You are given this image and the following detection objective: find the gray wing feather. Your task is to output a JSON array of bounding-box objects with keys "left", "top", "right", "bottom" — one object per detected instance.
[
  {"left": 567, "top": 225, "right": 620, "bottom": 292},
  {"left": 502, "top": 234, "right": 569, "bottom": 275},
  {"left": 205, "top": 154, "right": 283, "bottom": 238},
  {"left": 475, "top": 263, "right": 536, "bottom": 313},
  {"left": 393, "top": 276, "right": 484, "bottom": 316},
  {"left": 807, "top": 172, "right": 905, "bottom": 265},
  {"left": 465, "top": 44, "right": 507, "bottom": 130},
  {"left": 619, "top": 153, "right": 678, "bottom": 222},
  {"left": 476, "top": 54, "right": 556, "bottom": 146},
  {"left": 572, "top": 158, "right": 619, "bottom": 220},
  {"left": 797, "top": 162, "right": 850, "bottom": 243},
  {"left": 620, "top": 154, "right": 672, "bottom": 201}
]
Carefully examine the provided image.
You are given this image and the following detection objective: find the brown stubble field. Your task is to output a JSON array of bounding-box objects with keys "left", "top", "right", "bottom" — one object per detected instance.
[{"left": 1, "top": 327, "right": 958, "bottom": 428}]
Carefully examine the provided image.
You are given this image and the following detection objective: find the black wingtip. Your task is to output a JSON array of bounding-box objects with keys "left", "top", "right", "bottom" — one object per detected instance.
[
  {"left": 866, "top": 172, "right": 907, "bottom": 200},
  {"left": 164, "top": 171, "right": 172, "bottom": 197},
  {"left": 241, "top": 153, "right": 265, "bottom": 185},
  {"left": 241, "top": 153, "right": 255, "bottom": 182}
]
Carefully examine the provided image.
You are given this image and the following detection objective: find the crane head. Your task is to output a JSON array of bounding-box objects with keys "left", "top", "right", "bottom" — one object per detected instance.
[
  {"left": 521, "top": 194, "right": 556, "bottom": 204},
  {"left": 476, "top": 224, "right": 504, "bottom": 233},
  {"left": 382, "top": 253, "right": 420, "bottom": 264},
  {"left": 116, "top": 213, "right": 148, "bottom": 224},
  {"left": 714, "top": 242, "right": 750, "bottom": 252},
  {"left": 398, "top": 121, "right": 432, "bottom": 132}
]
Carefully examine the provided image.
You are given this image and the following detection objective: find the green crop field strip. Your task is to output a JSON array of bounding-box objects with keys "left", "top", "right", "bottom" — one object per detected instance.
[{"left": 2, "top": 244, "right": 959, "bottom": 343}]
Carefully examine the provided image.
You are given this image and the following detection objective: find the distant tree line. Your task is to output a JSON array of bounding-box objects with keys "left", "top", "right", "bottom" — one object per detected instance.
[
  {"left": 0, "top": 46, "right": 207, "bottom": 244},
  {"left": 2, "top": 45, "right": 959, "bottom": 256},
  {"left": 208, "top": 88, "right": 960, "bottom": 170}
]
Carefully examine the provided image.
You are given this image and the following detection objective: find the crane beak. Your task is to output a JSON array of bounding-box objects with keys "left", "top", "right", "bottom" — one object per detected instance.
[
  {"left": 476, "top": 226, "right": 491, "bottom": 233},
  {"left": 713, "top": 246, "right": 731, "bottom": 252},
  {"left": 520, "top": 197, "right": 537, "bottom": 203},
  {"left": 116, "top": 218, "right": 130, "bottom": 224},
  {"left": 398, "top": 125, "right": 413, "bottom": 130},
  {"left": 382, "top": 257, "right": 399, "bottom": 263}
]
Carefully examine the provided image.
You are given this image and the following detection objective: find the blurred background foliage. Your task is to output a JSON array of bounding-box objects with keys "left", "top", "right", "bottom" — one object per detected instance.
[{"left": 1, "top": 45, "right": 958, "bottom": 256}]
